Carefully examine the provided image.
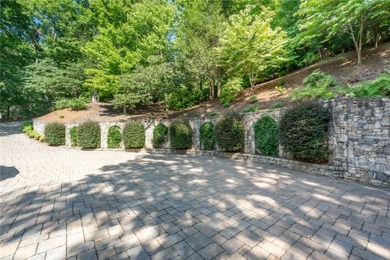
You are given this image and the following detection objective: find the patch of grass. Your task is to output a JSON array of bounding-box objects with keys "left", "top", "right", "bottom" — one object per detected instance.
[
  {"left": 208, "top": 110, "right": 220, "bottom": 118},
  {"left": 270, "top": 102, "right": 284, "bottom": 109},
  {"left": 241, "top": 104, "right": 259, "bottom": 113}
]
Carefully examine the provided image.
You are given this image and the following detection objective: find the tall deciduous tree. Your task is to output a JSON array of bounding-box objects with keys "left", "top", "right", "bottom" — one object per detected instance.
[
  {"left": 174, "top": 0, "right": 225, "bottom": 99},
  {"left": 218, "top": 6, "right": 287, "bottom": 87},
  {"left": 83, "top": 0, "right": 175, "bottom": 100},
  {"left": 298, "top": 0, "right": 389, "bottom": 64}
]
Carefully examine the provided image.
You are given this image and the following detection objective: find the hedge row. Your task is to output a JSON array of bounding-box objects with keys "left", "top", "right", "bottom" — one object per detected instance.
[{"left": 38, "top": 101, "right": 330, "bottom": 162}]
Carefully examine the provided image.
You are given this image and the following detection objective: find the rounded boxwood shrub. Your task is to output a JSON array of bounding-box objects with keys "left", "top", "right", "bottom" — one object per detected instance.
[
  {"left": 107, "top": 125, "right": 122, "bottom": 148},
  {"left": 44, "top": 122, "right": 65, "bottom": 146},
  {"left": 215, "top": 111, "right": 244, "bottom": 152},
  {"left": 200, "top": 122, "right": 215, "bottom": 150},
  {"left": 152, "top": 124, "right": 168, "bottom": 148},
  {"left": 254, "top": 116, "right": 278, "bottom": 156},
  {"left": 123, "top": 121, "right": 145, "bottom": 149},
  {"left": 70, "top": 126, "right": 78, "bottom": 147},
  {"left": 169, "top": 120, "right": 192, "bottom": 149},
  {"left": 279, "top": 102, "right": 330, "bottom": 162},
  {"left": 77, "top": 121, "right": 101, "bottom": 149}
]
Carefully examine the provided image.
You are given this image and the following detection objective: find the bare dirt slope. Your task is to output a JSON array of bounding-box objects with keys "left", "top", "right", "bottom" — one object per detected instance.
[{"left": 38, "top": 42, "right": 390, "bottom": 123}]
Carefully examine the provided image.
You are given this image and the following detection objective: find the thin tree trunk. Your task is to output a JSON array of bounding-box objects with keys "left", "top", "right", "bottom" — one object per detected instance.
[
  {"left": 348, "top": 23, "right": 361, "bottom": 64},
  {"left": 357, "top": 15, "right": 364, "bottom": 64},
  {"left": 318, "top": 47, "right": 323, "bottom": 60}
]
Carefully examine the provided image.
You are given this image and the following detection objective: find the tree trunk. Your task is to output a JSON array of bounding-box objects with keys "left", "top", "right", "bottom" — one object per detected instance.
[
  {"left": 318, "top": 47, "right": 323, "bottom": 60},
  {"left": 7, "top": 105, "right": 10, "bottom": 120},
  {"left": 348, "top": 22, "right": 362, "bottom": 65}
]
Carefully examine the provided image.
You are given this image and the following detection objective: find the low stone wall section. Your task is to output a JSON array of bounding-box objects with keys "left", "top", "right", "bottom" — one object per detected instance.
[{"left": 33, "top": 97, "right": 390, "bottom": 187}]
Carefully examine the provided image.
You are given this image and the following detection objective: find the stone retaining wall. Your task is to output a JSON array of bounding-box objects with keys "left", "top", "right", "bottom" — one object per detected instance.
[{"left": 33, "top": 97, "right": 390, "bottom": 187}]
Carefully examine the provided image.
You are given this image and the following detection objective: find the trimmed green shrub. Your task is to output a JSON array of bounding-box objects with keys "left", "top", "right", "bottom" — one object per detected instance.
[
  {"left": 169, "top": 120, "right": 192, "bottom": 149},
  {"left": 254, "top": 116, "right": 278, "bottom": 156},
  {"left": 152, "top": 124, "right": 168, "bottom": 148},
  {"left": 107, "top": 125, "right": 122, "bottom": 148},
  {"left": 200, "top": 122, "right": 215, "bottom": 150},
  {"left": 215, "top": 111, "right": 244, "bottom": 152},
  {"left": 123, "top": 121, "right": 145, "bottom": 149},
  {"left": 279, "top": 102, "right": 330, "bottom": 162},
  {"left": 77, "top": 121, "right": 101, "bottom": 149},
  {"left": 44, "top": 122, "right": 65, "bottom": 146},
  {"left": 70, "top": 126, "right": 78, "bottom": 146}
]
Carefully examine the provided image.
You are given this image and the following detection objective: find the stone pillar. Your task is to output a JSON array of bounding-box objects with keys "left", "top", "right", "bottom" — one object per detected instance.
[
  {"left": 143, "top": 119, "right": 155, "bottom": 149},
  {"left": 65, "top": 123, "right": 79, "bottom": 147},
  {"left": 100, "top": 122, "right": 110, "bottom": 149},
  {"left": 33, "top": 120, "right": 46, "bottom": 136},
  {"left": 189, "top": 118, "right": 201, "bottom": 150}
]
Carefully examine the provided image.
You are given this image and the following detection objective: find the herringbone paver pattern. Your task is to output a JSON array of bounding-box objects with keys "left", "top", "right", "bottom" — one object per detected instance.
[{"left": 1, "top": 122, "right": 389, "bottom": 259}]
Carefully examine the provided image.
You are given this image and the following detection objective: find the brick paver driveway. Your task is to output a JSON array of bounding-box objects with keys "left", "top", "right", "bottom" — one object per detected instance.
[{"left": 1, "top": 122, "right": 389, "bottom": 260}]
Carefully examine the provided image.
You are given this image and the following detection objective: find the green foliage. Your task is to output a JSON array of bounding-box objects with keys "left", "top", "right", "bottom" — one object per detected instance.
[
  {"left": 21, "top": 121, "right": 43, "bottom": 139},
  {"left": 70, "top": 126, "right": 78, "bottom": 147},
  {"left": 275, "top": 86, "right": 286, "bottom": 94},
  {"left": 44, "top": 122, "right": 65, "bottom": 146},
  {"left": 200, "top": 123, "right": 215, "bottom": 150},
  {"left": 279, "top": 102, "right": 330, "bottom": 162},
  {"left": 83, "top": 0, "right": 175, "bottom": 99},
  {"left": 54, "top": 97, "right": 88, "bottom": 111},
  {"left": 346, "top": 73, "right": 390, "bottom": 97},
  {"left": 169, "top": 121, "right": 192, "bottom": 149},
  {"left": 22, "top": 122, "right": 33, "bottom": 133},
  {"left": 168, "top": 85, "right": 208, "bottom": 111},
  {"left": 220, "top": 78, "right": 243, "bottom": 107},
  {"left": 291, "top": 71, "right": 338, "bottom": 100},
  {"left": 27, "top": 130, "right": 41, "bottom": 139},
  {"left": 218, "top": 6, "right": 287, "bottom": 87},
  {"left": 241, "top": 104, "right": 259, "bottom": 113},
  {"left": 215, "top": 111, "right": 244, "bottom": 152},
  {"left": 270, "top": 102, "right": 284, "bottom": 109},
  {"left": 297, "top": 0, "right": 389, "bottom": 64},
  {"left": 152, "top": 124, "right": 169, "bottom": 148},
  {"left": 123, "top": 121, "right": 145, "bottom": 149},
  {"left": 249, "top": 95, "right": 257, "bottom": 103},
  {"left": 107, "top": 126, "right": 122, "bottom": 148},
  {"left": 254, "top": 116, "right": 278, "bottom": 156},
  {"left": 208, "top": 111, "right": 220, "bottom": 118},
  {"left": 77, "top": 121, "right": 101, "bottom": 149}
]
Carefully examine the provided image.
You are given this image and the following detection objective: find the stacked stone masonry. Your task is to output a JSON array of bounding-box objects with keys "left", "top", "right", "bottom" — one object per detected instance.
[{"left": 34, "top": 98, "right": 390, "bottom": 187}]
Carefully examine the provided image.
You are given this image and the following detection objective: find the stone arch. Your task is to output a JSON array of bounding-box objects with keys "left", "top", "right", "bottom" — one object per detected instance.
[
  {"left": 200, "top": 122, "right": 215, "bottom": 150},
  {"left": 254, "top": 115, "right": 279, "bottom": 156},
  {"left": 107, "top": 125, "right": 122, "bottom": 148}
]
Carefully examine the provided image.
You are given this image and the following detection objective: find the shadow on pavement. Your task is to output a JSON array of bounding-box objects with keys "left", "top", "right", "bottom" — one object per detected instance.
[
  {"left": 0, "top": 166, "right": 19, "bottom": 181},
  {"left": 1, "top": 154, "right": 389, "bottom": 259}
]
